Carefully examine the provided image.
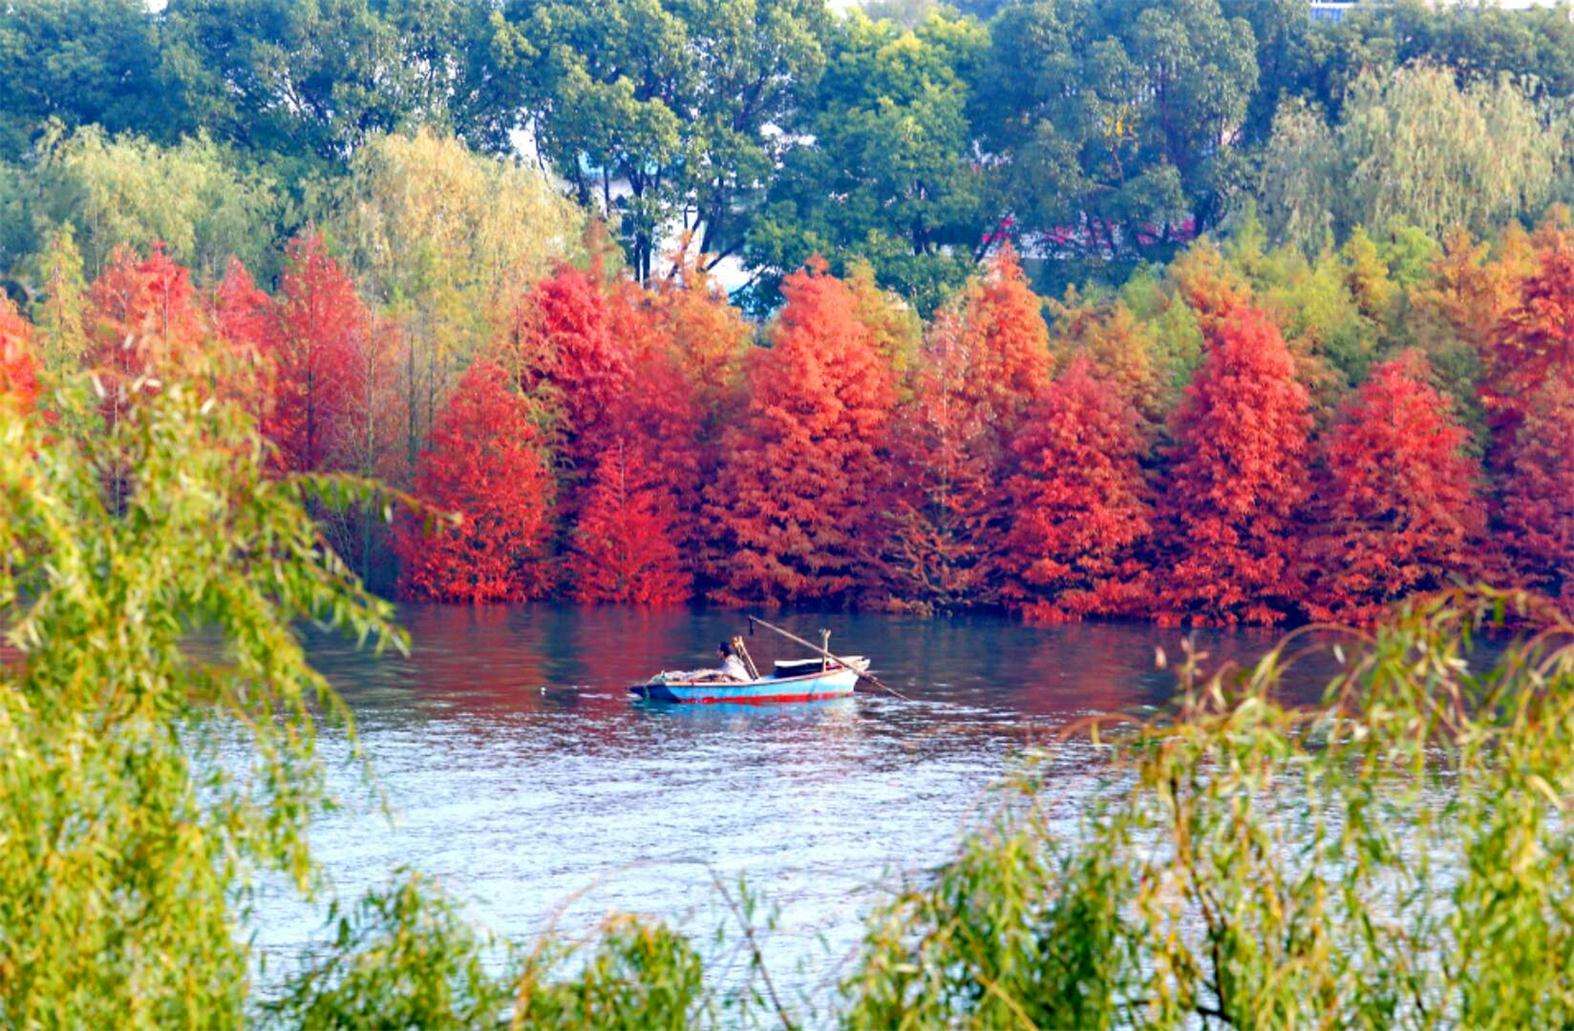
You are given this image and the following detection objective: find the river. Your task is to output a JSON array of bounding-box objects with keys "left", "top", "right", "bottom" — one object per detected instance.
[{"left": 251, "top": 604, "right": 1332, "bottom": 1012}]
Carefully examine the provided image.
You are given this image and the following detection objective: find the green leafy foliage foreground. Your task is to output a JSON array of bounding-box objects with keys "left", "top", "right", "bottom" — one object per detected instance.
[{"left": 3, "top": 344, "right": 1574, "bottom": 1026}]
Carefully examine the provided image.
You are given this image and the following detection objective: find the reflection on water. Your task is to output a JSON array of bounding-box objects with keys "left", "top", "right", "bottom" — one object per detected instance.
[{"left": 252, "top": 604, "right": 1324, "bottom": 1005}]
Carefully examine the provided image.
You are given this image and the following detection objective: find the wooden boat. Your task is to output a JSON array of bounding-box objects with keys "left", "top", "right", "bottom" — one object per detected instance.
[{"left": 630, "top": 655, "right": 870, "bottom": 705}]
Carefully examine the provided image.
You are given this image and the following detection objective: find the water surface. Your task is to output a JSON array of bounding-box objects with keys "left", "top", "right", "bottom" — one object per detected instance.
[{"left": 254, "top": 605, "right": 1325, "bottom": 1007}]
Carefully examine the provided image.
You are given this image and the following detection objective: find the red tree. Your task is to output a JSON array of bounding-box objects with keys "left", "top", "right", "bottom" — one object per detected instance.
[
  {"left": 707, "top": 264, "right": 896, "bottom": 606},
  {"left": 1301, "top": 351, "right": 1484, "bottom": 623},
  {"left": 567, "top": 287, "right": 700, "bottom": 605},
  {"left": 876, "top": 250, "right": 1054, "bottom": 610},
  {"left": 1156, "top": 303, "right": 1313, "bottom": 626},
  {"left": 1481, "top": 230, "right": 1574, "bottom": 446},
  {"left": 955, "top": 245, "right": 1053, "bottom": 435},
  {"left": 87, "top": 245, "right": 204, "bottom": 380},
  {"left": 395, "top": 361, "right": 554, "bottom": 602},
  {"left": 266, "top": 233, "right": 368, "bottom": 472},
  {"left": 502, "top": 262, "right": 630, "bottom": 466},
  {"left": 877, "top": 310, "right": 996, "bottom": 611},
  {"left": 211, "top": 258, "right": 277, "bottom": 422},
  {"left": 998, "top": 357, "right": 1153, "bottom": 623},
  {"left": 0, "top": 299, "right": 39, "bottom": 412},
  {"left": 1496, "top": 377, "right": 1574, "bottom": 613}
]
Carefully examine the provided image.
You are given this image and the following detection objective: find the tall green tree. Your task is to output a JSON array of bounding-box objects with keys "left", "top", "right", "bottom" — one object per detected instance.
[
  {"left": 159, "top": 0, "right": 485, "bottom": 166},
  {"left": 0, "top": 0, "right": 174, "bottom": 161},
  {"left": 17, "top": 126, "right": 279, "bottom": 282},
  {"left": 745, "top": 11, "right": 987, "bottom": 313},
  {"left": 495, "top": 0, "right": 829, "bottom": 281},
  {"left": 972, "top": 0, "right": 1258, "bottom": 282},
  {"left": 1260, "top": 65, "right": 1571, "bottom": 253}
]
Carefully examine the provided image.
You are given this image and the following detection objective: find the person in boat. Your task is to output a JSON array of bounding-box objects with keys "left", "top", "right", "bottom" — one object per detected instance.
[{"left": 715, "top": 641, "right": 751, "bottom": 682}]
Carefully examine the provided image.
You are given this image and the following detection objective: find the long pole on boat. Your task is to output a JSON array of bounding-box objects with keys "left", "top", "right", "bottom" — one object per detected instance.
[{"left": 746, "top": 616, "right": 908, "bottom": 699}]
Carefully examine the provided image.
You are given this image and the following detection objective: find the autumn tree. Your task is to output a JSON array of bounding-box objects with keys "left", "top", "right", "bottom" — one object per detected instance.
[
  {"left": 877, "top": 310, "right": 996, "bottom": 612},
  {"left": 876, "top": 248, "right": 1053, "bottom": 609},
  {"left": 1156, "top": 302, "right": 1313, "bottom": 626},
  {"left": 266, "top": 233, "right": 368, "bottom": 473},
  {"left": 997, "top": 357, "right": 1152, "bottom": 623},
  {"left": 954, "top": 247, "right": 1053, "bottom": 434},
  {"left": 707, "top": 265, "right": 896, "bottom": 606},
  {"left": 1301, "top": 351, "right": 1483, "bottom": 623},
  {"left": 1481, "top": 229, "right": 1574, "bottom": 451},
  {"left": 500, "top": 262, "right": 630, "bottom": 481},
  {"left": 210, "top": 258, "right": 276, "bottom": 420},
  {"left": 86, "top": 245, "right": 205, "bottom": 380},
  {"left": 1495, "top": 377, "right": 1574, "bottom": 613},
  {"left": 395, "top": 361, "right": 553, "bottom": 603},
  {"left": 0, "top": 298, "right": 39, "bottom": 411},
  {"left": 567, "top": 287, "right": 700, "bottom": 605},
  {"left": 331, "top": 129, "right": 587, "bottom": 468}
]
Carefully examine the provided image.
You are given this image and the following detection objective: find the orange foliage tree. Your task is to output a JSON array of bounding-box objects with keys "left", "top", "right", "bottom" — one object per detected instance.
[
  {"left": 395, "top": 361, "right": 554, "bottom": 602},
  {"left": 1156, "top": 303, "right": 1313, "bottom": 626},
  {"left": 877, "top": 250, "right": 1053, "bottom": 610},
  {"left": 0, "top": 299, "right": 39, "bottom": 412},
  {"left": 953, "top": 246, "right": 1053, "bottom": 434},
  {"left": 266, "top": 233, "right": 369, "bottom": 473},
  {"left": 877, "top": 310, "right": 996, "bottom": 612},
  {"left": 1300, "top": 351, "right": 1483, "bottom": 623},
  {"left": 567, "top": 287, "right": 699, "bottom": 605},
  {"left": 87, "top": 246, "right": 205, "bottom": 380},
  {"left": 1495, "top": 376, "right": 1574, "bottom": 612},
  {"left": 707, "top": 264, "right": 896, "bottom": 606},
  {"left": 502, "top": 262, "right": 630, "bottom": 473},
  {"left": 998, "top": 357, "right": 1152, "bottom": 623},
  {"left": 1482, "top": 230, "right": 1574, "bottom": 432}
]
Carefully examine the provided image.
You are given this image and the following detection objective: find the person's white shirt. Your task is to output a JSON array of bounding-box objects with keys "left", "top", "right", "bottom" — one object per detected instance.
[{"left": 720, "top": 654, "right": 750, "bottom": 682}]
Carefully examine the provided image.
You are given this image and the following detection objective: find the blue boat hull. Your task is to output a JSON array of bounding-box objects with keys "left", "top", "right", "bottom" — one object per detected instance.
[{"left": 630, "top": 665, "right": 861, "bottom": 705}]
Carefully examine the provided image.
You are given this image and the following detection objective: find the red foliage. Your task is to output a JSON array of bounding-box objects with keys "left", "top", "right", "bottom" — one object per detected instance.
[
  {"left": 267, "top": 233, "right": 369, "bottom": 472},
  {"left": 955, "top": 246, "right": 1053, "bottom": 436},
  {"left": 1495, "top": 377, "right": 1574, "bottom": 613},
  {"left": 875, "top": 252, "right": 1054, "bottom": 610},
  {"left": 1301, "top": 351, "right": 1484, "bottom": 623},
  {"left": 87, "top": 245, "right": 203, "bottom": 379},
  {"left": 707, "top": 266, "right": 896, "bottom": 606},
  {"left": 998, "top": 357, "right": 1153, "bottom": 623},
  {"left": 502, "top": 263, "right": 630, "bottom": 464},
  {"left": 395, "top": 361, "right": 554, "bottom": 602},
  {"left": 211, "top": 258, "right": 277, "bottom": 421},
  {"left": 1156, "top": 303, "right": 1313, "bottom": 626},
  {"left": 877, "top": 310, "right": 997, "bottom": 611},
  {"left": 1483, "top": 231, "right": 1574, "bottom": 438},
  {"left": 567, "top": 288, "right": 700, "bottom": 604},
  {"left": 0, "top": 298, "right": 39, "bottom": 413}
]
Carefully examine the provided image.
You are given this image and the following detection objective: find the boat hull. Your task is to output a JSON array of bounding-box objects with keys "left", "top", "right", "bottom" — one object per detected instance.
[{"left": 631, "top": 666, "right": 860, "bottom": 705}]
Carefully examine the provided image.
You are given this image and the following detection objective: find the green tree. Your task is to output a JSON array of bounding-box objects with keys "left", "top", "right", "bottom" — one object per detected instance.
[
  {"left": 1261, "top": 66, "right": 1570, "bottom": 254},
  {"left": 0, "top": 338, "right": 403, "bottom": 1024},
  {"left": 0, "top": 0, "right": 174, "bottom": 161},
  {"left": 745, "top": 11, "right": 987, "bottom": 313},
  {"left": 23, "top": 224, "right": 91, "bottom": 370},
  {"left": 973, "top": 0, "right": 1258, "bottom": 283},
  {"left": 329, "top": 128, "right": 588, "bottom": 469},
  {"left": 160, "top": 0, "right": 486, "bottom": 167},
  {"left": 19, "top": 126, "right": 279, "bottom": 281},
  {"left": 495, "top": 0, "right": 829, "bottom": 282}
]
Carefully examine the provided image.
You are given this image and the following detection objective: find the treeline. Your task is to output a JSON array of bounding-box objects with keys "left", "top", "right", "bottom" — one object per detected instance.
[
  {"left": 2, "top": 0, "right": 1572, "bottom": 308},
  {"left": 3, "top": 207, "right": 1570, "bottom": 624}
]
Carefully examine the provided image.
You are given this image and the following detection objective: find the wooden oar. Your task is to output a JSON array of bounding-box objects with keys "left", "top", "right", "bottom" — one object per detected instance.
[{"left": 747, "top": 615, "right": 910, "bottom": 700}]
